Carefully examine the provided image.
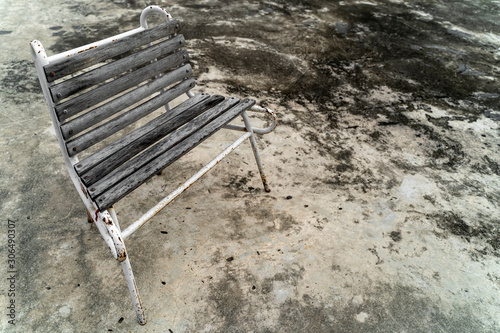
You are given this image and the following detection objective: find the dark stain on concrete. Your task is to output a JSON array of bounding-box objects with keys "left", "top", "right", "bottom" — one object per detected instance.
[
  {"left": 277, "top": 298, "right": 334, "bottom": 332},
  {"left": 181, "top": 0, "right": 498, "bottom": 198},
  {"left": 111, "top": 0, "right": 149, "bottom": 9},
  {"left": 430, "top": 211, "right": 499, "bottom": 258},
  {"left": 223, "top": 171, "right": 255, "bottom": 192},
  {"left": 333, "top": 2, "right": 497, "bottom": 104},
  {"left": 390, "top": 230, "right": 402, "bottom": 242},
  {"left": 0, "top": 60, "right": 42, "bottom": 102},
  {"left": 48, "top": 16, "right": 137, "bottom": 54},
  {"left": 202, "top": 276, "right": 492, "bottom": 332},
  {"left": 484, "top": 155, "right": 500, "bottom": 176},
  {"left": 261, "top": 265, "right": 305, "bottom": 295},
  {"left": 210, "top": 46, "right": 302, "bottom": 85},
  {"left": 220, "top": 197, "right": 299, "bottom": 240},
  {"left": 204, "top": 268, "right": 252, "bottom": 332},
  {"left": 202, "top": 263, "right": 306, "bottom": 332}
]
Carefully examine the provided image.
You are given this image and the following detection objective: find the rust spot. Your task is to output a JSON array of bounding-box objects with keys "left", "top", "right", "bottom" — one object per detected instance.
[
  {"left": 49, "top": 72, "right": 55, "bottom": 77},
  {"left": 116, "top": 248, "right": 127, "bottom": 261},
  {"left": 72, "top": 147, "right": 77, "bottom": 151},
  {"left": 80, "top": 183, "right": 88, "bottom": 199},
  {"left": 86, "top": 209, "right": 93, "bottom": 223},
  {"left": 77, "top": 46, "right": 97, "bottom": 54}
]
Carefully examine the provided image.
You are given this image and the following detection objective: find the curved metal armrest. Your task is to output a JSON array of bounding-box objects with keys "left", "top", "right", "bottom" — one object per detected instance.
[
  {"left": 224, "top": 105, "right": 278, "bottom": 134},
  {"left": 140, "top": 5, "right": 173, "bottom": 28}
]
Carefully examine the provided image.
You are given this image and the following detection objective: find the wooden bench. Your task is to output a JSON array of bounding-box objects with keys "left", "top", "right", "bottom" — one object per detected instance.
[{"left": 31, "top": 5, "right": 277, "bottom": 325}]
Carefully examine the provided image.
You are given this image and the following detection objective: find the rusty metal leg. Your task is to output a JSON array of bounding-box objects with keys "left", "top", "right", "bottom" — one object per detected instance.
[
  {"left": 241, "top": 111, "right": 271, "bottom": 192},
  {"left": 108, "top": 206, "right": 121, "bottom": 231},
  {"left": 100, "top": 209, "right": 145, "bottom": 325},
  {"left": 121, "top": 256, "right": 146, "bottom": 325}
]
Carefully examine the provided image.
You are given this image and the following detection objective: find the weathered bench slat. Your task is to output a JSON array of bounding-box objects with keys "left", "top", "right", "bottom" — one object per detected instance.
[
  {"left": 81, "top": 94, "right": 224, "bottom": 186},
  {"left": 61, "top": 64, "right": 192, "bottom": 140},
  {"left": 74, "top": 92, "right": 210, "bottom": 175},
  {"left": 66, "top": 78, "right": 195, "bottom": 156},
  {"left": 50, "top": 35, "right": 186, "bottom": 103},
  {"left": 44, "top": 20, "right": 180, "bottom": 82},
  {"left": 92, "top": 98, "right": 255, "bottom": 210},
  {"left": 55, "top": 49, "right": 189, "bottom": 122}
]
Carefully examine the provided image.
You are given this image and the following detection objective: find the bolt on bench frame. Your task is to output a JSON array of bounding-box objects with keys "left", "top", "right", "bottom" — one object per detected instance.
[{"left": 30, "top": 5, "right": 277, "bottom": 325}]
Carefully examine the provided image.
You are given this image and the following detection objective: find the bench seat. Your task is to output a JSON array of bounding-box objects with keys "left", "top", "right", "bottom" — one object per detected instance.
[{"left": 77, "top": 93, "right": 255, "bottom": 210}]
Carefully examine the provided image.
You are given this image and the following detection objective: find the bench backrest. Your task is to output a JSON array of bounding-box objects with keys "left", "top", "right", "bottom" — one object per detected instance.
[{"left": 36, "top": 19, "right": 193, "bottom": 159}]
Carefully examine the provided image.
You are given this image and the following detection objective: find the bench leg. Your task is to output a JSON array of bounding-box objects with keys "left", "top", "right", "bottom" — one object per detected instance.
[
  {"left": 121, "top": 256, "right": 147, "bottom": 325},
  {"left": 241, "top": 112, "right": 271, "bottom": 192}
]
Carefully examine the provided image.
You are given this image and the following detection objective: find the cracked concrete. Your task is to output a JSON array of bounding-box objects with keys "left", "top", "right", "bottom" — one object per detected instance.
[{"left": 0, "top": 0, "right": 499, "bottom": 332}]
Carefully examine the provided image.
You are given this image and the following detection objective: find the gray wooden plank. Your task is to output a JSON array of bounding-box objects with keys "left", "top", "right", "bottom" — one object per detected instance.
[
  {"left": 50, "top": 35, "right": 185, "bottom": 103},
  {"left": 91, "top": 98, "right": 255, "bottom": 209},
  {"left": 66, "top": 78, "right": 195, "bottom": 156},
  {"left": 44, "top": 20, "right": 180, "bottom": 82},
  {"left": 75, "top": 92, "right": 209, "bottom": 175},
  {"left": 60, "top": 64, "right": 192, "bottom": 140},
  {"left": 81, "top": 94, "right": 224, "bottom": 186},
  {"left": 55, "top": 50, "right": 189, "bottom": 122}
]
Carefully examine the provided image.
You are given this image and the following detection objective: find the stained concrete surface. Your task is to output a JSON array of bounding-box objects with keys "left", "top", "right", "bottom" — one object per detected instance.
[{"left": 1, "top": 0, "right": 500, "bottom": 332}]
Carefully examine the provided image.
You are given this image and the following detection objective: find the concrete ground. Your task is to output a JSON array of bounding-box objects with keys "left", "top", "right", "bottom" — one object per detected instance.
[{"left": 1, "top": 0, "right": 499, "bottom": 332}]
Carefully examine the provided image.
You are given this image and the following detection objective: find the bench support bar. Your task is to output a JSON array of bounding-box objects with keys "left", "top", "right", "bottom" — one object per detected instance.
[{"left": 122, "top": 131, "right": 252, "bottom": 239}]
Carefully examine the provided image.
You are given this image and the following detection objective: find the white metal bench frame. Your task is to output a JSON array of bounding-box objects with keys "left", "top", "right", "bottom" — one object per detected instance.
[{"left": 31, "top": 5, "right": 277, "bottom": 325}]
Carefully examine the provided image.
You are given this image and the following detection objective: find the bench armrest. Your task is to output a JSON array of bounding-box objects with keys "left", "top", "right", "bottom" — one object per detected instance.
[{"left": 224, "top": 105, "right": 278, "bottom": 134}]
